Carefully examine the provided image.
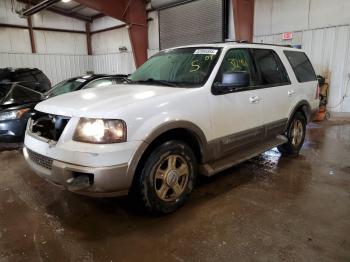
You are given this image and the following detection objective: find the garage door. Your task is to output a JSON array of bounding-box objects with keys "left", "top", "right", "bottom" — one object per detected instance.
[{"left": 159, "top": 0, "right": 225, "bottom": 50}]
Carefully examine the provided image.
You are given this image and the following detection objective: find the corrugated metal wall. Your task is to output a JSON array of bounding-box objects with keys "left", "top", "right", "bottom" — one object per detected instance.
[
  {"left": 93, "top": 52, "right": 135, "bottom": 75},
  {"left": 0, "top": 5, "right": 137, "bottom": 85},
  {"left": 0, "top": 51, "right": 145, "bottom": 85},
  {"left": 0, "top": 53, "right": 93, "bottom": 85},
  {"left": 254, "top": 27, "right": 350, "bottom": 113},
  {"left": 254, "top": 0, "right": 350, "bottom": 113},
  {"left": 92, "top": 49, "right": 160, "bottom": 75},
  {"left": 0, "top": 50, "right": 154, "bottom": 85},
  {"left": 0, "top": 1, "right": 87, "bottom": 55},
  {"left": 91, "top": 27, "right": 131, "bottom": 55}
]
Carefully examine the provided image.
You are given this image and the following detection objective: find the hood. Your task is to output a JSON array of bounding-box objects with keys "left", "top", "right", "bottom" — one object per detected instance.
[
  {"left": 1, "top": 83, "right": 43, "bottom": 107},
  {"left": 35, "top": 84, "right": 188, "bottom": 118}
]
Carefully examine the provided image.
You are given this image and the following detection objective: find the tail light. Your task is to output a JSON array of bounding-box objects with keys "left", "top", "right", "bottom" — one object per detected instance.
[{"left": 315, "top": 83, "right": 320, "bottom": 100}]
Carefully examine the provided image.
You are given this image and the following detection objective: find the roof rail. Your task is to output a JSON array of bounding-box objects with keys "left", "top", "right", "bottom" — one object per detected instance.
[{"left": 218, "top": 39, "right": 293, "bottom": 48}]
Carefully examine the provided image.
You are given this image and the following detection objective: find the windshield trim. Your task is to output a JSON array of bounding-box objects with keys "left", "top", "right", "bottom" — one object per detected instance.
[{"left": 128, "top": 47, "right": 223, "bottom": 88}]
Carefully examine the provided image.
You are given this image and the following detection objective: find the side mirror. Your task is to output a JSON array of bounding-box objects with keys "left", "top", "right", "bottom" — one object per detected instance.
[{"left": 213, "top": 72, "right": 250, "bottom": 94}]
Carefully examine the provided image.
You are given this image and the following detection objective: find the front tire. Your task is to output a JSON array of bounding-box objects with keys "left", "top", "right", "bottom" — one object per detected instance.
[
  {"left": 278, "top": 112, "right": 306, "bottom": 155},
  {"left": 133, "top": 140, "right": 197, "bottom": 215}
]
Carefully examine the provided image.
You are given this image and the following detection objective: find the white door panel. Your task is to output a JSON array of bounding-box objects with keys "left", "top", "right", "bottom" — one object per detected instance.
[
  {"left": 251, "top": 49, "right": 292, "bottom": 125},
  {"left": 260, "top": 85, "right": 293, "bottom": 123},
  {"left": 209, "top": 48, "right": 263, "bottom": 141},
  {"left": 209, "top": 90, "right": 263, "bottom": 139}
]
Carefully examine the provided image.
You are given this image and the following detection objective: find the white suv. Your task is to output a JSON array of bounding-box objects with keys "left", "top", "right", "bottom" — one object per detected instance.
[{"left": 24, "top": 43, "right": 319, "bottom": 214}]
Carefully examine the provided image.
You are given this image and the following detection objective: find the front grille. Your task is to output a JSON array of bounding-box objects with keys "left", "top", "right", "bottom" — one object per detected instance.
[
  {"left": 27, "top": 149, "right": 53, "bottom": 170},
  {"left": 30, "top": 111, "right": 70, "bottom": 141}
]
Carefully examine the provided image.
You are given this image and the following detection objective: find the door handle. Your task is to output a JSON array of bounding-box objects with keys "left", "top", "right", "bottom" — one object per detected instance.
[
  {"left": 288, "top": 90, "right": 295, "bottom": 97},
  {"left": 249, "top": 96, "right": 260, "bottom": 104}
]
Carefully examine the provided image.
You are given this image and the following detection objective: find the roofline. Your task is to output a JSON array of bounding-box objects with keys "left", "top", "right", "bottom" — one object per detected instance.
[
  {"left": 220, "top": 40, "right": 293, "bottom": 48},
  {"left": 162, "top": 41, "right": 302, "bottom": 52}
]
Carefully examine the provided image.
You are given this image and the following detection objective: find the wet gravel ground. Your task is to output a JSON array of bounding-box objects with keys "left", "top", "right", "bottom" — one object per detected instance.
[{"left": 0, "top": 120, "right": 349, "bottom": 262}]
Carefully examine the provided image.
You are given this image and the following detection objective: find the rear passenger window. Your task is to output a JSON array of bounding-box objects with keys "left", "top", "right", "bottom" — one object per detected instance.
[
  {"left": 252, "top": 49, "right": 290, "bottom": 86},
  {"left": 284, "top": 51, "right": 316, "bottom": 82}
]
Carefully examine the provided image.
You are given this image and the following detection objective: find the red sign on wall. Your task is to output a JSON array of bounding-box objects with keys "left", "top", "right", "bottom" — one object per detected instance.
[{"left": 283, "top": 32, "right": 293, "bottom": 40}]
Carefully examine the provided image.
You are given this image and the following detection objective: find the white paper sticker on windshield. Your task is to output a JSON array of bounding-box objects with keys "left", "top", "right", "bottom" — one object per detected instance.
[
  {"left": 194, "top": 49, "right": 218, "bottom": 55},
  {"left": 76, "top": 79, "right": 87, "bottom": 83}
]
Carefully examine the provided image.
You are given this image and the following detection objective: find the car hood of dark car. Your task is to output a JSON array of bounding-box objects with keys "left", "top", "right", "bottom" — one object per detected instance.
[{"left": 0, "top": 83, "right": 43, "bottom": 107}]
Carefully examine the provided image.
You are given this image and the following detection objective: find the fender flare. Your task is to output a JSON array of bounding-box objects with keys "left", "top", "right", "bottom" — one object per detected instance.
[
  {"left": 126, "top": 120, "right": 209, "bottom": 178},
  {"left": 286, "top": 100, "right": 312, "bottom": 131}
]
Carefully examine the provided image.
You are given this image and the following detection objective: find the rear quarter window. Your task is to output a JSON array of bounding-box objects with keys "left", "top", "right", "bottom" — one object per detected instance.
[{"left": 284, "top": 51, "right": 316, "bottom": 82}]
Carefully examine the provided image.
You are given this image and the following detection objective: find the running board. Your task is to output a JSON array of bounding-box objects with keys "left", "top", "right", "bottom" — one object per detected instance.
[{"left": 199, "top": 135, "right": 288, "bottom": 177}]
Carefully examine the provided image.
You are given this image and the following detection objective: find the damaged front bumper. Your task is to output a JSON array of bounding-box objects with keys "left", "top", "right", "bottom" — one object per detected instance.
[{"left": 23, "top": 147, "right": 131, "bottom": 197}]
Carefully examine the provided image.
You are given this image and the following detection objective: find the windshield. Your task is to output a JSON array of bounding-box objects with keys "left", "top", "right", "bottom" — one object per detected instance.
[
  {"left": 129, "top": 47, "right": 221, "bottom": 87},
  {"left": 46, "top": 78, "right": 86, "bottom": 97},
  {"left": 0, "top": 83, "right": 42, "bottom": 105}
]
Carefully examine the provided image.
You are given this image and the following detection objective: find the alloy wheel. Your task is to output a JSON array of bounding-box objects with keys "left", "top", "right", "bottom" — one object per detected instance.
[
  {"left": 291, "top": 119, "right": 304, "bottom": 147},
  {"left": 154, "top": 154, "right": 189, "bottom": 202}
]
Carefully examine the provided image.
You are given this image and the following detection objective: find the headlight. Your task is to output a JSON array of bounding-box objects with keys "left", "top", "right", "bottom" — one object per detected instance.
[
  {"left": 0, "top": 108, "right": 30, "bottom": 121},
  {"left": 73, "top": 118, "right": 127, "bottom": 144}
]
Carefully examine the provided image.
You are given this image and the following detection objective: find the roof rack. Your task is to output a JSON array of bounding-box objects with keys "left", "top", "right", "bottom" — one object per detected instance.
[{"left": 218, "top": 40, "right": 293, "bottom": 48}]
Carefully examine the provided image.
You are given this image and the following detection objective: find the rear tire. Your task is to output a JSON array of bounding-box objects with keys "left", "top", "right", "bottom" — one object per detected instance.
[
  {"left": 132, "top": 140, "right": 197, "bottom": 215},
  {"left": 278, "top": 112, "right": 306, "bottom": 156}
]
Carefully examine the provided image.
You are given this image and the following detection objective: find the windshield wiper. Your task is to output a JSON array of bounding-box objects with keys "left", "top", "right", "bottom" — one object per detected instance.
[{"left": 134, "top": 79, "right": 178, "bottom": 87}]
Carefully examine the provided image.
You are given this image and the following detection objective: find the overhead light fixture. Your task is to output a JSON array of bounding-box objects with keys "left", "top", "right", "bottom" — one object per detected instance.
[{"left": 61, "top": 0, "right": 71, "bottom": 3}]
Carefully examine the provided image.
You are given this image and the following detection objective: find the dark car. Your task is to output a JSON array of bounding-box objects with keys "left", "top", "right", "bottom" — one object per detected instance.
[
  {"left": 0, "top": 68, "right": 51, "bottom": 93},
  {"left": 0, "top": 74, "right": 127, "bottom": 143},
  {"left": 0, "top": 83, "right": 42, "bottom": 143},
  {"left": 45, "top": 74, "right": 127, "bottom": 97}
]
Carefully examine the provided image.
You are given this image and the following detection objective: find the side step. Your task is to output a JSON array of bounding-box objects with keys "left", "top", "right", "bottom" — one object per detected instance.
[{"left": 199, "top": 135, "right": 288, "bottom": 177}]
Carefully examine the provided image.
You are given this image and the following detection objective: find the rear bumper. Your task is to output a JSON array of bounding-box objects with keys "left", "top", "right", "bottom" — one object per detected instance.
[{"left": 23, "top": 147, "right": 131, "bottom": 197}]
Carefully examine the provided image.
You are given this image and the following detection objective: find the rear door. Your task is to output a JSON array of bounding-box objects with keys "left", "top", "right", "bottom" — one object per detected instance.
[
  {"left": 208, "top": 48, "right": 264, "bottom": 158},
  {"left": 283, "top": 50, "right": 318, "bottom": 111},
  {"left": 251, "top": 48, "right": 292, "bottom": 138}
]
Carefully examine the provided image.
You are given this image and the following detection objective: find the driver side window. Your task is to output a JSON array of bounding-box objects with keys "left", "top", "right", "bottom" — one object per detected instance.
[{"left": 217, "top": 49, "right": 255, "bottom": 87}]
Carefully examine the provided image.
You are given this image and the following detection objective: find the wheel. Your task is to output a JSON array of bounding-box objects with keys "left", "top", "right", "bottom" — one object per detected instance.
[
  {"left": 133, "top": 140, "right": 197, "bottom": 215},
  {"left": 278, "top": 112, "right": 306, "bottom": 155}
]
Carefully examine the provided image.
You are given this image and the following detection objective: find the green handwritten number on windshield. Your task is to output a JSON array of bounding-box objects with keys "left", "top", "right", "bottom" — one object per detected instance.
[
  {"left": 205, "top": 55, "right": 214, "bottom": 61},
  {"left": 190, "top": 60, "right": 201, "bottom": 72}
]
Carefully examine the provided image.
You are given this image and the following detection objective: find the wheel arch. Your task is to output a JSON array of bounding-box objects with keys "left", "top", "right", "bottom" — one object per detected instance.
[
  {"left": 286, "top": 100, "right": 312, "bottom": 130},
  {"left": 126, "top": 121, "right": 209, "bottom": 182}
]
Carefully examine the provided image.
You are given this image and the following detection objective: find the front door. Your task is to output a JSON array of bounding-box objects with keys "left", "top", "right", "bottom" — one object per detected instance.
[{"left": 208, "top": 48, "right": 264, "bottom": 159}]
